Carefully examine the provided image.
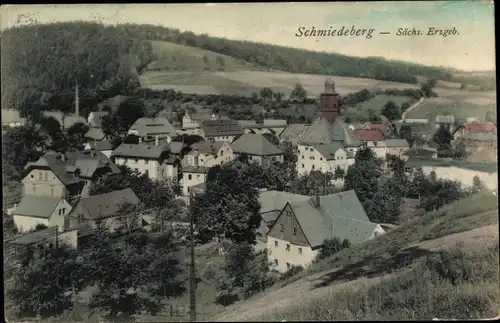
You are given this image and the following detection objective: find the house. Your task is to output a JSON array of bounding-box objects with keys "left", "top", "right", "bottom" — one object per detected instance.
[
  {"left": 279, "top": 124, "right": 312, "bottom": 146},
  {"left": 181, "top": 110, "right": 225, "bottom": 134},
  {"left": 127, "top": 117, "right": 178, "bottom": 143},
  {"left": 400, "top": 118, "right": 429, "bottom": 124},
  {"left": 84, "top": 128, "right": 114, "bottom": 157},
  {"left": 395, "top": 122, "right": 435, "bottom": 141},
  {"left": 354, "top": 129, "right": 386, "bottom": 159},
  {"left": 1, "top": 109, "right": 26, "bottom": 129},
  {"left": 189, "top": 140, "right": 234, "bottom": 167},
  {"left": 12, "top": 195, "right": 73, "bottom": 233},
  {"left": 384, "top": 139, "right": 410, "bottom": 160},
  {"left": 196, "top": 119, "right": 244, "bottom": 142},
  {"left": 238, "top": 119, "right": 288, "bottom": 137},
  {"left": 266, "top": 190, "right": 385, "bottom": 272},
  {"left": 23, "top": 150, "right": 121, "bottom": 201},
  {"left": 181, "top": 166, "right": 210, "bottom": 196},
  {"left": 404, "top": 146, "right": 438, "bottom": 160},
  {"left": 87, "top": 111, "right": 109, "bottom": 128},
  {"left": 111, "top": 142, "right": 180, "bottom": 182},
  {"left": 405, "top": 159, "right": 498, "bottom": 190},
  {"left": 231, "top": 134, "right": 284, "bottom": 167},
  {"left": 67, "top": 188, "right": 141, "bottom": 235},
  {"left": 296, "top": 117, "right": 361, "bottom": 176}
]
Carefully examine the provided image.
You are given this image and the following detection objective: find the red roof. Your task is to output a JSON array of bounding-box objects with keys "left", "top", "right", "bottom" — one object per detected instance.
[
  {"left": 464, "top": 123, "right": 497, "bottom": 133},
  {"left": 354, "top": 129, "right": 385, "bottom": 142},
  {"left": 367, "top": 123, "right": 386, "bottom": 133}
]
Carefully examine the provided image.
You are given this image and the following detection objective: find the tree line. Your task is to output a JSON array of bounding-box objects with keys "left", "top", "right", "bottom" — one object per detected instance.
[{"left": 113, "top": 23, "right": 454, "bottom": 84}]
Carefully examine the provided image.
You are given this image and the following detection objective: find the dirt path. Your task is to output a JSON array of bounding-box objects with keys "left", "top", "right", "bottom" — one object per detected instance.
[
  {"left": 211, "top": 224, "right": 499, "bottom": 322},
  {"left": 402, "top": 97, "right": 425, "bottom": 120}
]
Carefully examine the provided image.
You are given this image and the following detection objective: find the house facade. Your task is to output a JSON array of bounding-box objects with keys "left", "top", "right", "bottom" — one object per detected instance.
[
  {"left": 196, "top": 119, "right": 244, "bottom": 142},
  {"left": 112, "top": 143, "right": 180, "bottom": 182},
  {"left": 296, "top": 116, "right": 361, "bottom": 176},
  {"left": 1, "top": 109, "right": 26, "bottom": 129},
  {"left": 266, "top": 190, "right": 384, "bottom": 273},
  {"left": 67, "top": 188, "right": 141, "bottom": 234},
  {"left": 190, "top": 140, "right": 234, "bottom": 167},
  {"left": 22, "top": 150, "right": 121, "bottom": 201},
  {"left": 87, "top": 111, "right": 109, "bottom": 128},
  {"left": 13, "top": 195, "right": 72, "bottom": 233},
  {"left": 231, "top": 134, "right": 284, "bottom": 167},
  {"left": 384, "top": 139, "right": 410, "bottom": 160},
  {"left": 181, "top": 166, "right": 209, "bottom": 196},
  {"left": 353, "top": 129, "right": 386, "bottom": 159}
]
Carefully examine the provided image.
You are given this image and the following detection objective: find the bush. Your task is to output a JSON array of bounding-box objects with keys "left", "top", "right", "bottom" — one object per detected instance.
[
  {"left": 280, "top": 265, "right": 304, "bottom": 281},
  {"left": 316, "top": 237, "right": 351, "bottom": 261}
]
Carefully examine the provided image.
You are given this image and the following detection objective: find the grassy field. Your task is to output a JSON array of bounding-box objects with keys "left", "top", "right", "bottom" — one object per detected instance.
[
  {"left": 211, "top": 191, "right": 499, "bottom": 321},
  {"left": 404, "top": 96, "right": 496, "bottom": 120}
]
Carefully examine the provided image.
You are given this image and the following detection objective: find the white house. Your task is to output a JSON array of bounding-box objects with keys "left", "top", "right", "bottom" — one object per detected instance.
[
  {"left": 112, "top": 143, "right": 180, "bottom": 183},
  {"left": 266, "top": 190, "right": 385, "bottom": 273},
  {"left": 181, "top": 166, "right": 209, "bottom": 196},
  {"left": 296, "top": 116, "right": 362, "bottom": 176},
  {"left": 13, "top": 195, "right": 73, "bottom": 233},
  {"left": 189, "top": 140, "right": 234, "bottom": 167},
  {"left": 1, "top": 109, "right": 26, "bottom": 129},
  {"left": 353, "top": 129, "right": 386, "bottom": 159}
]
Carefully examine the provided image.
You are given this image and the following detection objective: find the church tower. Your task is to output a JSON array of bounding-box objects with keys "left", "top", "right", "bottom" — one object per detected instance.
[{"left": 319, "top": 78, "right": 341, "bottom": 122}]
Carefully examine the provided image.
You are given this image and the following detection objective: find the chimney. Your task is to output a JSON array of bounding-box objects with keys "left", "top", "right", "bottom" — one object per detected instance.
[
  {"left": 155, "top": 136, "right": 159, "bottom": 146},
  {"left": 75, "top": 81, "right": 80, "bottom": 117}
]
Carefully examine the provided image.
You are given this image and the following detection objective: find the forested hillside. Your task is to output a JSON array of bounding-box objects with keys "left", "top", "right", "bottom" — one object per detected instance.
[
  {"left": 113, "top": 23, "right": 454, "bottom": 84},
  {"left": 1, "top": 22, "right": 155, "bottom": 117}
]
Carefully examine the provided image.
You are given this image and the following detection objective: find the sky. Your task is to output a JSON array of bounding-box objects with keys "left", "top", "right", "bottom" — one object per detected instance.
[{"left": 0, "top": 1, "right": 495, "bottom": 71}]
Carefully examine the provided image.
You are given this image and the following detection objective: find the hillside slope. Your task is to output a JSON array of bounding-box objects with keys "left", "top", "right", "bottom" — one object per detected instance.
[{"left": 210, "top": 192, "right": 499, "bottom": 321}]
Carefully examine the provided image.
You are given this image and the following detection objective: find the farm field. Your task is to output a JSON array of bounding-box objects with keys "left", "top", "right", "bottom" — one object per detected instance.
[
  {"left": 353, "top": 95, "right": 411, "bottom": 113},
  {"left": 404, "top": 96, "right": 496, "bottom": 120}
]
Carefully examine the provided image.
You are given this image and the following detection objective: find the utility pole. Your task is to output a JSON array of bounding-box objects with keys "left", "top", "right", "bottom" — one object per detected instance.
[{"left": 189, "top": 190, "right": 197, "bottom": 322}]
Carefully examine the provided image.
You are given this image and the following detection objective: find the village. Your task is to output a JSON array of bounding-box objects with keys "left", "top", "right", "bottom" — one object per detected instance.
[{"left": 3, "top": 77, "right": 498, "bottom": 275}]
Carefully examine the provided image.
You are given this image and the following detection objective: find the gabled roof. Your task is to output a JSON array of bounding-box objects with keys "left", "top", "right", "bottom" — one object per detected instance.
[
  {"left": 259, "top": 190, "right": 310, "bottom": 215},
  {"left": 88, "top": 140, "right": 113, "bottom": 151},
  {"left": 24, "top": 152, "right": 83, "bottom": 186},
  {"left": 279, "top": 124, "right": 312, "bottom": 141},
  {"left": 384, "top": 139, "right": 409, "bottom": 148},
  {"left": 14, "top": 196, "right": 65, "bottom": 219},
  {"left": 191, "top": 140, "right": 225, "bottom": 156},
  {"left": 200, "top": 119, "right": 244, "bottom": 137},
  {"left": 85, "top": 128, "right": 106, "bottom": 141},
  {"left": 231, "top": 134, "right": 283, "bottom": 156},
  {"left": 129, "top": 117, "right": 177, "bottom": 137},
  {"left": 112, "top": 143, "right": 169, "bottom": 159},
  {"left": 269, "top": 190, "right": 378, "bottom": 248},
  {"left": 354, "top": 129, "right": 385, "bottom": 142},
  {"left": 65, "top": 150, "right": 121, "bottom": 175},
  {"left": 367, "top": 123, "right": 386, "bottom": 133},
  {"left": 300, "top": 117, "right": 362, "bottom": 147},
  {"left": 74, "top": 188, "right": 140, "bottom": 220},
  {"left": 313, "top": 143, "right": 344, "bottom": 160}
]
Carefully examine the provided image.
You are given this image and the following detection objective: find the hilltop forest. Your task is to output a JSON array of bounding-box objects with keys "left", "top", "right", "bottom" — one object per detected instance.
[{"left": 0, "top": 21, "right": 490, "bottom": 118}]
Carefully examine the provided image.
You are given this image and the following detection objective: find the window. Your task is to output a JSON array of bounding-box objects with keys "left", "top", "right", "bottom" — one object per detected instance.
[
  {"left": 44, "top": 172, "right": 48, "bottom": 181},
  {"left": 298, "top": 248, "right": 303, "bottom": 255},
  {"left": 286, "top": 244, "right": 290, "bottom": 251},
  {"left": 280, "top": 224, "right": 284, "bottom": 232},
  {"left": 274, "top": 259, "right": 278, "bottom": 266},
  {"left": 38, "top": 171, "right": 43, "bottom": 180},
  {"left": 196, "top": 174, "right": 200, "bottom": 179},
  {"left": 301, "top": 155, "right": 304, "bottom": 159},
  {"left": 62, "top": 208, "right": 66, "bottom": 215},
  {"left": 320, "top": 157, "right": 323, "bottom": 160},
  {"left": 373, "top": 141, "right": 378, "bottom": 147},
  {"left": 286, "top": 211, "right": 292, "bottom": 217},
  {"left": 200, "top": 159, "right": 204, "bottom": 163},
  {"left": 134, "top": 159, "right": 139, "bottom": 163},
  {"left": 286, "top": 262, "right": 291, "bottom": 270},
  {"left": 50, "top": 185, "right": 55, "bottom": 196},
  {"left": 292, "top": 227, "right": 297, "bottom": 235},
  {"left": 188, "top": 174, "right": 192, "bottom": 180},
  {"left": 274, "top": 240, "right": 278, "bottom": 247},
  {"left": 312, "top": 165, "right": 315, "bottom": 170},
  {"left": 30, "top": 174, "right": 34, "bottom": 179},
  {"left": 301, "top": 164, "right": 304, "bottom": 168},
  {"left": 221, "top": 151, "right": 224, "bottom": 156}
]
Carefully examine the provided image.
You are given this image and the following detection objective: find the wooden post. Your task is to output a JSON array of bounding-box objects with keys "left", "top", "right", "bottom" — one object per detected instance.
[{"left": 189, "top": 190, "right": 196, "bottom": 322}]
